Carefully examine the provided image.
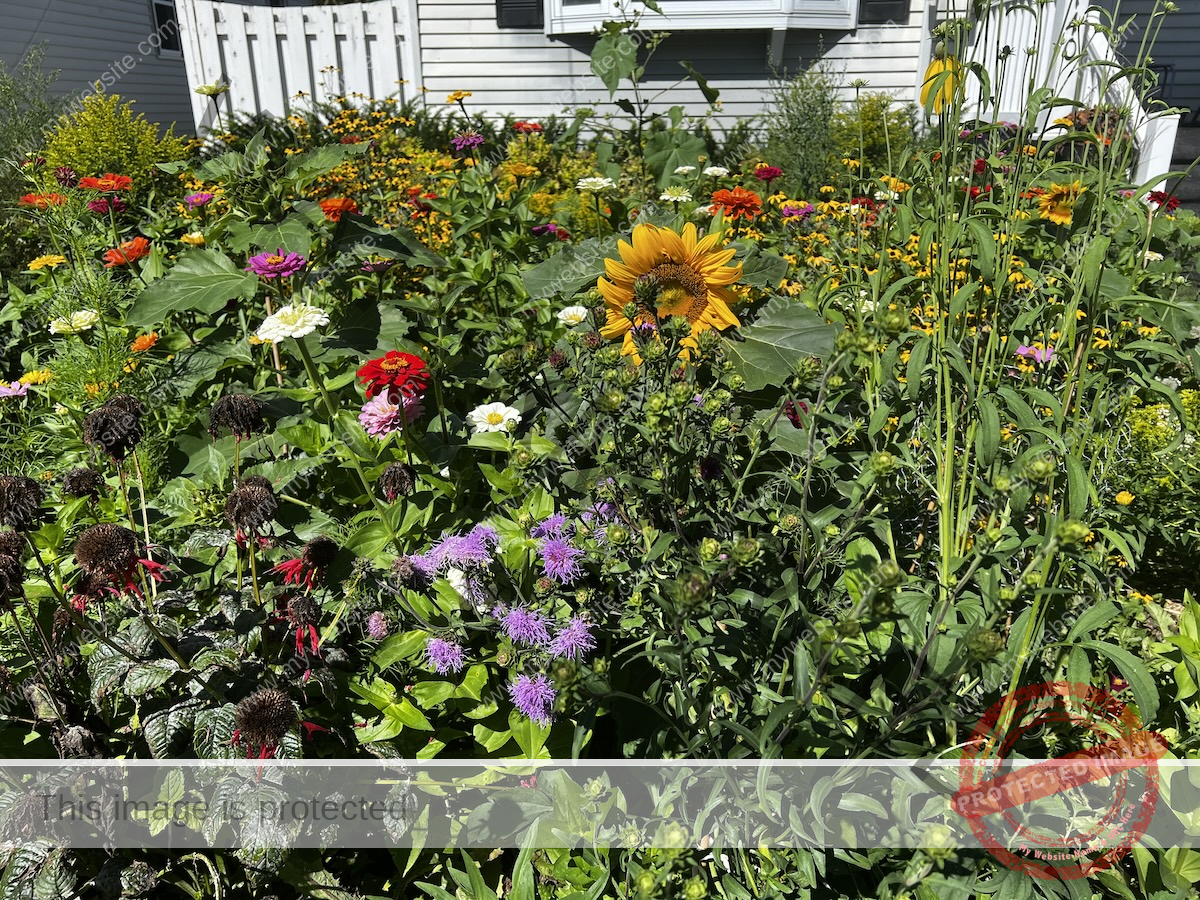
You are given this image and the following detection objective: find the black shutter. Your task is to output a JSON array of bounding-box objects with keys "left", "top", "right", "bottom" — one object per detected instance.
[
  {"left": 497, "top": 0, "right": 544, "bottom": 29},
  {"left": 859, "top": 0, "right": 909, "bottom": 24}
]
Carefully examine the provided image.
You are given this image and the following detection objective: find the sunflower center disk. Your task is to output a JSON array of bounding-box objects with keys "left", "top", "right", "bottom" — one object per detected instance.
[{"left": 648, "top": 263, "right": 708, "bottom": 324}]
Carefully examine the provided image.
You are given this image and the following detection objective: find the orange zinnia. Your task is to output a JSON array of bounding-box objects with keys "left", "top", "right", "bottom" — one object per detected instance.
[
  {"left": 709, "top": 187, "right": 762, "bottom": 221},
  {"left": 79, "top": 173, "right": 133, "bottom": 192},
  {"left": 130, "top": 332, "right": 159, "bottom": 352},
  {"left": 104, "top": 236, "right": 151, "bottom": 268},
  {"left": 319, "top": 197, "right": 358, "bottom": 221},
  {"left": 19, "top": 193, "right": 66, "bottom": 208}
]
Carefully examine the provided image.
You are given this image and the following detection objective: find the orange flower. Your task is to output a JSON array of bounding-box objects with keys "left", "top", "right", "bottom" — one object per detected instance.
[
  {"left": 709, "top": 187, "right": 762, "bottom": 220},
  {"left": 18, "top": 193, "right": 66, "bottom": 208},
  {"left": 79, "top": 173, "right": 133, "bottom": 192},
  {"left": 104, "top": 236, "right": 151, "bottom": 268},
  {"left": 130, "top": 331, "right": 159, "bottom": 352},
  {"left": 319, "top": 197, "right": 358, "bottom": 221}
]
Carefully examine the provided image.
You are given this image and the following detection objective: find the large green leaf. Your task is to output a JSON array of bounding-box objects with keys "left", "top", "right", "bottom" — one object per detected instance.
[
  {"left": 332, "top": 212, "right": 446, "bottom": 270},
  {"left": 226, "top": 215, "right": 313, "bottom": 256},
  {"left": 126, "top": 251, "right": 259, "bottom": 328},
  {"left": 590, "top": 33, "right": 639, "bottom": 94},
  {"left": 724, "top": 303, "right": 838, "bottom": 390},
  {"left": 522, "top": 236, "right": 620, "bottom": 299}
]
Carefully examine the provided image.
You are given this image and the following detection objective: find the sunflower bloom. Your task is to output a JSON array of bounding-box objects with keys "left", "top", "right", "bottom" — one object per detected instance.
[
  {"left": 1038, "top": 181, "right": 1087, "bottom": 226},
  {"left": 597, "top": 222, "right": 742, "bottom": 359}
]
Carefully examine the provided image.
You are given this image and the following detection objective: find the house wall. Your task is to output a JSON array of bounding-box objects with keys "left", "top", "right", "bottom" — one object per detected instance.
[
  {"left": 1099, "top": 0, "right": 1200, "bottom": 119},
  {"left": 416, "top": 0, "right": 931, "bottom": 129},
  {"left": 0, "top": 0, "right": 193, "bottom": 134}
]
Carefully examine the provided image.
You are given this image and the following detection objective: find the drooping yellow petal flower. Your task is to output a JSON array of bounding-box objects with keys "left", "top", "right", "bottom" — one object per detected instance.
[{"left": 921, "top": 42, "right": 961, "bottom": 115}]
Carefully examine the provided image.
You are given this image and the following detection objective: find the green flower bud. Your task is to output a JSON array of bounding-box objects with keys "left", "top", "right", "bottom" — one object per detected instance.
[
  {"left": 497, "top": 349, "right": 521, "bottom": 372},
  {"left": 727, "top": 374, "right": 745, "bottom": 391},
  {"left": 878, "top": 309, "right": 908, "bottom": 335},
  {"left": 998, "top": 586, "right": 1017, "bottom": 601},
  {"left": 669, "top": 383, "right": 693, "bottom": 404},
  {"left": 512, "top": 448, "right": 534, "bottom": 468},
  {"left": 779, "top": 513, "right": 802, "bottom": 533},
  {"left": 592, "top": 657, "right": 609, "bottom": 675},
  {"left": 699, "top": 537, "right": 721, "bottom": 561},
  {"left": 664, "top": 315, "right": 691, "bottom": 339},
  {"left": 827, "top": 375, "right": 845, "bottom": 389},
  {"left": 584, "top": 778, "right": 606, "bottom": 800},
  {"left": 966, "top": 629, "right": 1004, "bottom": 661},
  {"left": 794, "top": 357, "right": 822, "bottom": 382},
  {"left": 646, "top": 392, "right": 668, "bottom": 413},
  {"left": 1055, "top": 519, "right": 1091, "bottom": 546},
  {"left": 596, "top": 347, "right": 623, "bottom": 366},
  {"left": 521, "top": 341, "right": 545, "bottom": 364},
  {"left": 922, "top": 822, "right": 955, "bottom": 860},
  {"left": 993, "top": 473, "right": 1013, "bottom": 493},
  {"left": 675, "top": 571, "right": 712, "bottom": 608},
  {"left": 618, "top": 365, "right": 640, "bottom": 387},
  {"left": 642, "top": 339, "right": 666, "bottom": 360},
  {"left": 874, "top": 559, "right": 903, "bottom": 590},
  {"left": 650, "top": 467, "right": 665, "bottom": 481},
  {"left": 562, "top": 366, "right": 579, "bottom": 382},
  {"left": 731, "top": 537, "right": 760, "bottom": 565},
  {"left": 574, "top": 588, "right": 591, "bottom": 604},
  {"left": 836, "top": 332, "right": 856, "bottom": 351},
  {"left": 495, "top": 649, "right": 512, "bottom": 667},
  {"left": 622, "top": 301, "right": 641, "bottom": 321},
  {"left": 710, "top": 416, "right": 734, "bottom": 437},
  {"left": 697, "top": 328, "right": 720, "bottom": 351},
  {"left": 836, "top": 617, "right": 860, "bottom": 638},
  {"left": 1022, "top": 454, "right": 1056, "bottom": 482},
  {"left": 869, "top": 451, "right": 896, "bottom": 475},
  {"left": 633, "top": 275, "right": 659, "bottom": 306},
  {"left": 534, "top": 576, "right": 555, "bottom": 596},
  {"left": 607, "top": 525, "right": 630, "bottom": 545},
  {"left": 682, "top": 876, "right": 707, "bottom": 900},
  {"left": 871, "top": 594, "right": 893, "bottom": 616},
  {"left": 635, "top": 871, "right": 656, "bottom": 895},
  {"left": 823, "top": 523, "right": 841, "bottom": 537},
  {"left": 596, "top": 389, "right": 626, "bottom": 413}
]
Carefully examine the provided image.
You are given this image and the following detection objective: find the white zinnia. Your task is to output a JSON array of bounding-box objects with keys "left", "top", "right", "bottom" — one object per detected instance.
[
  {"left": 48, "top": 309, "right": 100, "bottom": 335},
  {"left": 557, "top": 305, "right": 589, "bottom": 326},
  {"left": 660, "top": 186, "right": 692, "bottom": 202},
  {"left": 1144, "top": 250, "right": 1164, "bottom": 263},
  {"left": 673, "top": 165, "right": 696, "bottom": 175},
  {"left": 703, "top": 166, "right": 729, "bottom": 177},
  {"left": 468, "top": 402, "right": 521, "bottom": 434},
  {"left": 255, "top": 302, "right": 330, "bottom": 342},
  {"left": 576, "top": 176, "right": 616, "bottom": 192}
]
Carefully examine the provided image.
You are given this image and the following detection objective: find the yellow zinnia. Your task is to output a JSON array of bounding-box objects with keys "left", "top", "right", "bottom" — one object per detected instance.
[
  {"left": 597, "top": 222, "right": 743, "bottom": 359},
  {"left": 1038, "top": 181, "right": 1087, "bottom": 226},
  {"left": 28, "top": 254, "right": 67, "bottom": 271}
]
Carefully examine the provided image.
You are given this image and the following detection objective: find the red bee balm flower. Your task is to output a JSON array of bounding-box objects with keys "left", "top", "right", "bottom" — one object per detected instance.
[
  {"left": 357, "top": 350, "right": 430, "bottom": 400},
  {"left": 319, "top": 197, "right": 358, "bottom": 221},
  {"left": 104, "top": 237, "right": 151, "bottom": 268},
  {"left": 78, "top": 173, "right": 133, "bottom": 192}
]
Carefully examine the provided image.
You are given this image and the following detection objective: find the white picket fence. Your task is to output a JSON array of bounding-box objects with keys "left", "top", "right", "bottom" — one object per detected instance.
[{"left": 177, "top": 0, "right": 423, "bottom": 133}]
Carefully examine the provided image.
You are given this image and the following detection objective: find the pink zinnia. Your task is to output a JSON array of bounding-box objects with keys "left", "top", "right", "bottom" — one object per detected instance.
[
  {"left": 246, "top": 249, "right": 306, "bottom": 278},
  {"left": 358, "top": 390, "right": 425, "bottom": 438}
]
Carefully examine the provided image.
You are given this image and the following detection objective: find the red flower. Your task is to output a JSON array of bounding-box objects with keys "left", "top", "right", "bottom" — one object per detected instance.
[
  {"left": 784, "top": 399, "right": 809, "bottom": 429},
  {"left": 18, "top": 193, "right": 66, "bottom": 208},
  {"left": 973, "top": 158, "right": 988, "bottom": 174},
  {"left": 513, "top": 121, "right": 543, "bottom": 133},
  {"left": 754, "top": 165, "right": 783, "bottom": 187},
  {"left": 319, "top": 197, "right": 358, "bottom": 221},
  {"left": 78, "top": 173, "right": 133, "bottom": 192},
  {"left": 340, "top": 134, "right": 362, "bottom": 144},
  {"left": 1148, "top": 191, "right": 1180, "bottom": 212},
  {"left": 357, "top": 350, "right": 430, "bottom": 400},
  {"left": 406, "top": 186, "right": 437, "bottom": 214},
  {"left": 104, "top": 236, "right": 151, "bottom": 268},
  {"left": 964, "top": 185, "right": 992, "bottom": 201},
  {"left": 709, "top": 186, "right": 762, "bottom": 220}
]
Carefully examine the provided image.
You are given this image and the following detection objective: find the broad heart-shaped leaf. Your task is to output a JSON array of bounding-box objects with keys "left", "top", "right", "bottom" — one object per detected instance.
[
  {"left": 724, "top": 302, "right": 838, "bottom": 391},
  {"left": 590, "top": 33, "right": 639, "bottom": 94},
  {"left": 225, "top": 215, "right": 313, "bottom": 256},
  {"left": 522, "top": 235, "right": 620, "bottom": 300},
  {"left": 644, "top": 129, "right": 707, "bottom": 187},
  {"left": 732, "top": 242, "right": 788, "bottom": 289},
  {"left": 331, "top": 212, "right": 446, "bottom": 270},
  {"left": 126, "top": 251, "right": 258, "bottom": 328}
]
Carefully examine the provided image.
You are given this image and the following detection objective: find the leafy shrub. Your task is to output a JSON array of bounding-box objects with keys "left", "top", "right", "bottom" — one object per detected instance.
[
  {"left": 763, "top": 58, "right": 840, "bottom": 196},
  {"left": 828, "top": 90, "right": 918, "bottom": 179},
  {"left": 42, "top": 92, "right": 190, "bottom": 197}
]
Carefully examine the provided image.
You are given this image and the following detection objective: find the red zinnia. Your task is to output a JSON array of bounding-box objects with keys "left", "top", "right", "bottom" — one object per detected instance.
[
  {"left": 754, "top": 165, "right": 783, "bottom": 187},
  {"left": 1148, "top": 191, "right": 1180, "bottom": 213},
  {"left": 18, "top": 193, "right": 66, "bottom": 208},
  {"left": 319, "top": 197, "right": 358, "bottom": 221},
  {"left": 973, "top": 158, "right": 988, "bottom": 174},
  {"left": 78, "top": 173, "right": 133, "bottom": 192},
  {"left": 104, "top": 236, "right": 151, "bottom": 268},
  {"left": 357, "top": 350, "right": 430, "bottom": 400},
  {"left": 513, "top": 121, "right": 543, "bottom": 133},
  {"left": 709, "top": 186, "right": 762, "bottom": 220},
  {"left": 340, "top": 134, "right": 362, "bottom": 144}
]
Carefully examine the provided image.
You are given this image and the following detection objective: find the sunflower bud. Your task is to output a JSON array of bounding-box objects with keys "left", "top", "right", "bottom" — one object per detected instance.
[
  {"left": 596, "top": 389, "right": 625, "bottom": 413},
  {"left": 632, "top": 274, "right": 659, "bottom": 306},
  {"left": 1022, "top": 455, "right": 1056, "bottom": 482},
  {"left": 731, "top": 537, "right": 760, "bottom": 566}
]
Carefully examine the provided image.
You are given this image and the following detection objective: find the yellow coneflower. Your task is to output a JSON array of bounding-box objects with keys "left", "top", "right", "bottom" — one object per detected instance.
[{"left": 920, "top": 41, "right": 961, "bottom": 115}]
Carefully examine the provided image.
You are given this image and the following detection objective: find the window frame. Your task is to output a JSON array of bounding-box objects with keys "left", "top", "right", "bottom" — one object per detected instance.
[{"left": 149, "top": 0, "right": 184, "bottom": 60}]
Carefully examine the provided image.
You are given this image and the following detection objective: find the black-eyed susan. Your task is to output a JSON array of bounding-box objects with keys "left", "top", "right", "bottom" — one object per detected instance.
[{"left": 598, "top": 222, "right": 742, "bottom": 358}]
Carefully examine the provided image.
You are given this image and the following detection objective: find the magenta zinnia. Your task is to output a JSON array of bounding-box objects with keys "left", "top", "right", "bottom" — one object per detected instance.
[{"left": 246, "top": 249, "right": 306, "bottom": 278}]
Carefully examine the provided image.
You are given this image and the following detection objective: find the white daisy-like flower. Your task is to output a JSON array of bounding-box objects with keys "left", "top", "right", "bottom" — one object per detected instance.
[
  {"left": 692, "top": 205, "right": 714, "bottom": 218},
  {"left": 468, "top": 401, "right": 521, "bottom": 434},
  {"left": 673, "top": 165, "right": 696, "bottom": 175},
  {"left": 575, "top": 176, "right": 616, "bottom": 192},
  {"left": 875, "top": 189, "right": 899, "bottom": 201},
  {"left": 255, "top": 302, "right": 330, "bottom": 342},
  {"left": 703, "top": 166, "right": 729, "bottom": 177},
  {"left": 1144, "top": 250, "right": 1164, "bottom": 263},
  {"left": 48, "top": 309, "right": 100, "bottom": 335},
  {"left": 556, "top": 305, "right": 589, "bottom": 326},
  {"left": 659, "top": 186, "right": 692, "bottom": 202},
  {"left": 1158, "top": 376, "right": 1182, "bottom": 391}
]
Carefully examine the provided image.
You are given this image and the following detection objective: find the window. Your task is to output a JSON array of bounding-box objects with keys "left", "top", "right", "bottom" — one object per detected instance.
[
  {"left": 150, "top": 0, "right": 183, "bottom": 58},
  {"left": 544, "top": 0, "right": 856, "bottom": 36},
  {"left": 858, "top": 0, "right": 908, "bottom": 25},
  {"left": 498, "top": 0, "right": 545, "bottom": 29}
]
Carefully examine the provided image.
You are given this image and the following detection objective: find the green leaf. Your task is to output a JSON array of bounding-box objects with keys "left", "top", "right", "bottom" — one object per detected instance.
[
  {"left": 226, "top": 216, "right": 313, "bottom": 256},
  {"left": 1077, "top": 640, "right": 1159, "bottom": 722},
  {"left": 126, "top": 251, "right": 258, "bottom": 328},
  {"left": 975, "top": 396, "right": 1001, "bottom": 466},
  {"left": 1064, "top": 455, "right": 1091, "bottom": 519},
  {"left": 124, "top": 659, "right": 179, "bottom": 697},
  {"left": 906, "top": 337, "right": 932, "bottom": 401},
  {"left": 724, "top": 303, "right": 838, "bottom": 391},
  {"left": 644, "top": 130, "right": 707, "bottom": 187},
  {"left": 1064, "top": 600, "right": 1118, "bottom": 643},
  {"left": 733, "top": 243, "right": 789, "bottom": 289},
  {"left": 679, "top": 60, "right": 719, "bottom": 105},
  {"left": 508, "top": 711, "right": 551, "bottom": 758},
  {"left": 522, "top": 235, "right": 619, "bottom": 300},
  {"left": 590, "top": 34, "right": 639, "bottom": 94},
  {"left": 332, "top": 212, "right": 446, "bottom": 270}
]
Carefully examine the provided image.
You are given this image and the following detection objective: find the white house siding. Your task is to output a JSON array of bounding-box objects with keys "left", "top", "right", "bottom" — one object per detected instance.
[
  {"left": 0, "top": 0, "right": 193, "bottom": 134},
  {"left": 416, "top": 0, "right": 930, "bottom": 128},
  {"left": 1098, "top": 0, "right": 1200, "bottom": 118}
]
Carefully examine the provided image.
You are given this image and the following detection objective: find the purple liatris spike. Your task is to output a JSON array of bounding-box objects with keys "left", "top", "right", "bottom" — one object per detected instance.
[
  {"left": 426, "top": 637, "right": 466, "bottom": 674},
  {"left": 548, "top": 616, "right": 596, "bottom": 661},
  {"left": 499, "top": 605, "right": 551, "bottom": 647},
  {"left": 509, "top": 674, "right": 556, "bottom": 726},
  {"left": 539, "top": 537, "right": 583, "bottom": 585},
  {"left": 366, "top": 612, "right": 389, "bottom": 639}
]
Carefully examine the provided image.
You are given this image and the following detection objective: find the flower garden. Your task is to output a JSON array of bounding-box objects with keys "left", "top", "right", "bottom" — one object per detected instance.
[{"left": 2, "top": 5, "right": 1200, "bottom": 897}]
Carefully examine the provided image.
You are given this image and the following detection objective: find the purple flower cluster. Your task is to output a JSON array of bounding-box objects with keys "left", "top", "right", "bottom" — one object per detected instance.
[
  {"left": 426, "top": 637, "right": 466, "bottom": 674},
  {"left": 509, "top": 674, "right": 556, "bottom": 726},
  {"left": 432, "top": 523, "right": 498, "bottom": 571},
  {"left": 548, "top": 616, "right": 596, "bottom": 660},
  {"left": 498, "top": 605, "right": 551, "bottom": 646},
  {"left": 540, "top": 538, "right": 583, "bottom": 585},
  {"left": 781, "top": 202, "right": 814, "bottom": 220},
  {"left": 366, "top": 611, "right": 389, "bottom": 639}
]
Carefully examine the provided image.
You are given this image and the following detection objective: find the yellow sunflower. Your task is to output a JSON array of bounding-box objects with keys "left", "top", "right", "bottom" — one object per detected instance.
[
  {"left": 1038, "top": 181, "right": 1087, "bottom": 226},
  {"left": 597, "top": 222, "right": 743, "bottom": 359}
]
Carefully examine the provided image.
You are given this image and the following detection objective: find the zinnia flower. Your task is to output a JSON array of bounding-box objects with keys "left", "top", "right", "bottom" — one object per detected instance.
[
  {"left": 255, "top": 302, "right": 329, "bottom": 342},
  {"left": 361, "top": 258, "right": 398, "bottom": 273},
  {"left": 358, "top": 390, "right": 425, "bottom": 437},
  {"left": 18, "top": 193, "right": 66, "bottom": 208},
  {"left": 104, "top": 237, "right": 151, "bottom": 268},
  {"left": 781, "top": 203, "right": 814, "bottom": 220},
  {"left": 319, "top": 197, "right": 358, "bottom": 221},
  {"left": 468, "top": 402, "right": 521, "bottom": 434},
  {"left": 451, "top": 131, "right": 484, "bottom": 152},
  {"left": 185, "top": 192, "right": 215, "bottom": 208},
  {"left": 78, "top": 174, "right": 132, "bottom": 192},
  {"left": 709, "top": 186, "right": 762, "bottom": 220},
  {"left": 513, "top": 121, "right": 542, "bottom": 133},
  {"left": 129, "top": 332, "right": 158, "bottom": 352},
  {"left": 754, "top": 165, "right": 783, "bottom": 186},
  {"left": 246, "top": 249, "right": 306, "bottom": 278},
  {"left": 49, "top": 310, "right": 100, "bottom": 335},
  {"left": 357, "top": 350, "right": 430, "bottom": 400},
  {"left": 703, "top": 166, "right": 729, "bottom": 177},
  {"left": 509, "top": 674, "right": 556, "bottom": 726},
  {"left": 576, "top": 176, "right": 616, "bottom": 192},
  {"left": 660, "top": 186, "right": 692, "bottom": 202},
  {"left": 28, "top": 255, "right": 67, "bottom": 271},
  {"left": 1038, "top": 181, "right": 1086, "bottom": 226},
  {"left": 1148, "top": 191, "right": 1180, "bottom": 213},
  {"left": 88, "top": 197, "right": 127, "bottom": 215},
  {"left": 674, "top": 165, "right": 696, "bottom": 175},
  {"left": 597, "top": 222, "right": 742, "bottom": 359},
  {"left": 556, "top": 306, "right": 589, "bottom": 326}
]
